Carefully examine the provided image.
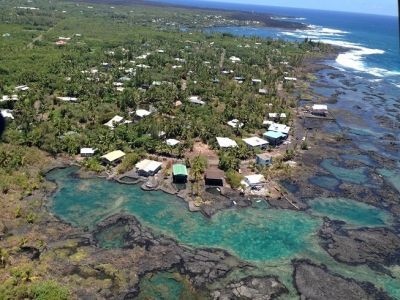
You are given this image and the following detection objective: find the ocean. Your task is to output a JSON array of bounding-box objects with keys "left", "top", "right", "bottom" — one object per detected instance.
[{"left": 154, "top": 0, "right": 400, "bottom": 87}]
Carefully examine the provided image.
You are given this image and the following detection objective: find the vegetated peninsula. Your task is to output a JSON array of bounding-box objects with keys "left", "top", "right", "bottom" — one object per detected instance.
[{"left": 1, "top": 0, "right": 399, "bottom": 300}]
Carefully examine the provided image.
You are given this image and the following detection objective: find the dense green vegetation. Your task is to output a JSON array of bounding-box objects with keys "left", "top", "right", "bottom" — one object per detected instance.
[{"left": 0, "top": 0, "right": 331, "bottom": 170}]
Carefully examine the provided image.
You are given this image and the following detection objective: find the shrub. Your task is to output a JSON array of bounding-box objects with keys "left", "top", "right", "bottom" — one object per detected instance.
[
  {"left": 30, "top": 281, "right": 69, "bottom": 300},
  {"left": 117, "top": 152, "right": 142, "bottom": 174},
  {"left": 226, "top": 170, "right": 244, "bottom": 189}
]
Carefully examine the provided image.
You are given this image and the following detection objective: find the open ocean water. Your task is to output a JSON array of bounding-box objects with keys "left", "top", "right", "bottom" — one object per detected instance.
[{"left": 155, "top": 0, "right": 400, "bottom": 87}]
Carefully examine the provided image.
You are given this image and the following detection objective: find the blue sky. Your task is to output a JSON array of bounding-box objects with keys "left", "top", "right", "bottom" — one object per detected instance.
[{"left": 205, "top": 0, "right": 398, "bottom": 16}]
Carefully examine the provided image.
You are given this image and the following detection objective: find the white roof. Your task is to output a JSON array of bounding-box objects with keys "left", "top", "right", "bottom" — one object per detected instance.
[
  {"left": 135, "top": 159, "right": 162, "bottom": 173},
  {"left": 268, "top": 123, "right": 290, "bottom": 135},
  {"left": 263, "top": 120, "right": 274, "bottom": 127},
  {"left": 313, "top": 104, "right": 328, "bottom": 110},
  {"left": 101, "top": 150, "right": 125, "bottom": 162},
  {"left": 57, "top": 96, "right": 78, "bottom": 102},
  {"left": 136, "top": 109, "right": 151, "bottom": 118},
  {"left": 189, "top": 96, "right": 205, "bottom": 105},
  {"left": 243, "top": 174, "right": 265, "bottom": 186},
  {"left": 166, "top": 139, "right": 180, "bottom": 146},
  {"left": 113, "top": 82, "right": 123, "bottom": 86},
  {"left": 252, "top": 79, "right": 262, "bottom": 83},
  {"left": 243, "top": 137, "right": 269, "bottom": 147},
  {"left": 15, "top": 85, "right": 29, "bottom": 91},
  {"left": 104, "top": 115, "right": 124, "bottom": 128},
  {"left": 284, "top": 77, "right": 297, "bottom": 81},
  {"left": 280, "top": 113, "right": 287, "bottom": 118},
  {"left": 268, "top": 113, "right": 278, "bottom": 118},
  {"left": 229, "top": 56, "right": 241, "bottom": 62},
  {"left": 259, "top": 88, "right": 267, "bottom": 94},
  {"left": 227, "top": 119, "right": 244, "bottom": 129},
  {"left": 1, "top": 109, "right": 14, "bottom": 119},
  {"left": 80, "top": 148, "right": 95, "bottom": 154},
  {"left": 216, "top": 137, "right": 238, "bottom": 148}
]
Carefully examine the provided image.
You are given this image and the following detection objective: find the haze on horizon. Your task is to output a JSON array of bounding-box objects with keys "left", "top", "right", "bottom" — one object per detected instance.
[{"left": 203, "top": 0, "right": 398, "bottom": 16}]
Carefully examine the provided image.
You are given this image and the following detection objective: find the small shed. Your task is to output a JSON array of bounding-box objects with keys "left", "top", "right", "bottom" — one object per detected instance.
[
  {"left": 204, "top": 168, "right": 224, "bottom": 186},
  {"left": 80, "top": 148, "right": 96, "bottom": 157},
  {"left": 135, "top": 159, "right": 162, "bottom": 177},
  {"left": 166, "top": 139, "right": 180, "bottom": 146},
  {"left": 172, "top": 164, "right": 188, "bottom": 183},
  {"left": 104, "top": 115, "right": 124, "bottom": 129},
  {"left": 101, "top": 150, "right": 125, "bottom": 165},
  {"left": 259, "top": 88, "right": 267, "bottom": 95},
  {"left": 227, "top": 119, "right": 244, "bottom": 129},
  {"left": 136, "top": 109, "right": 151, "bottom": 118},
  {"left": 256, "top": 153, "right": 273, "bottom": 166}
]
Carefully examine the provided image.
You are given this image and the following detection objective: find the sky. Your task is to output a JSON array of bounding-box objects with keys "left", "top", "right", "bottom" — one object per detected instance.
[{"left": 204, "top": 0, "right": 398, "bottom": 16}]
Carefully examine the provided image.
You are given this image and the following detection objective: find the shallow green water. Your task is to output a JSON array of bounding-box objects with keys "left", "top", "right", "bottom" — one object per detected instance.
[
  {"left": 321, "top": 158, "right": 368, "bottom": 184},
  {"left": 48, "top": 168, "right": 320, "bottom": 261},
  {"left": 378, "top": 168, "right": 400, "bottom": 193},
  {"left": 47, "top": 168, "right": 400, "bottom": 299},
  {"left": 309, "top": 175, "right": 340, "bottom": 191},
  {"left": 308, "top": 197, "right": 392, "bottom": 227}
]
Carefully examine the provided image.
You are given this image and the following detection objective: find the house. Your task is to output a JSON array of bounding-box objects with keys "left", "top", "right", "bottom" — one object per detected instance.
[
  {"left": 256, "top": 153, "right": 273, "bottom": 166},
  {"left": 216, "top": 137, "right": 238, "bottom": 149},
  {"left": 101, "top": 150, "right": 125, "bottom": 164},
  {"left": 284, "top": 77, "right": 297, "bottom": 82},
  {"left": 234, "top": 76, "right": 245, "bottom": 83},
  {"left": 135, "top": 159, "right": 162, "bottom": 177},
  {"left": 1, "top": 109, "right": 14, "bottom": 119},
  {"left": 136, "top": 109, "right": 151, "bottom": 118},
  {"left": 252, "top": 79, "right": 262, "bottom": 85},
  {"left": 241, "top": 174, "right": 265, "bottom": 188},
  {"left": 189, "top": 96, "right": 205, "bottom": 105},
  {"left": 263, "top": 131, "right": 286, "bottom": 146},
  {"left": 312, "top": 104, "right": 328, "bottom": 116},
  {"left": 104, "top": 115, "right": 124, "bottom": 129},
  {"left": 55, "top": 40, "right": 67, "bottom": 46},
  {"left": 263, "top": 120, "right": 274, "bottom": 127},
  {"left": 57, "top": 96, "right": 78, "bottom": 102},
  {"left": 166, "top": 139, "right": 180, "bottom": 146},
  {"left": 229, "top": 56, "right": 241, "bottom": 63},
  {"left": 80, "top": 148, "right": 96, "bottom": 157},
  {"left": 268, "top": 123, "right": 290, "bottom": 136},
  {"left": 204, "top": 168, "right": 224, "bottom": 186},
  {"left": 15, "top": 85, "right": 29, "bottom": 92},
  {"left": 1, "top": 95, "right": 18, "bottom": 102},
  {"left": 259, "top": 88, "right": 267, "bottom": 95},
  {"left": 227, "top": 119, "right": 244, "bottom": 129},
  {"left": 242, "top": 137, "right": 269, "bottom": 150},
  {"left": 172, "top": 164, "right": 188, "bottom": 183}
]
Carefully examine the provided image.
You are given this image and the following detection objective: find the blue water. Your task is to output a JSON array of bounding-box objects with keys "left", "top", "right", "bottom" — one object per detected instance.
[{"left": 155, "top": 0, "right": 400, "bottom": 85}]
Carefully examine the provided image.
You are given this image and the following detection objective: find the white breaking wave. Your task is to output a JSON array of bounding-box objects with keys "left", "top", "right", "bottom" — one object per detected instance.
[
  {"left": 281, "top": 26, "right": 400, "bottom": 79},
  {"left": 318, "top": 39, "right": 400, "bottom": 78}
]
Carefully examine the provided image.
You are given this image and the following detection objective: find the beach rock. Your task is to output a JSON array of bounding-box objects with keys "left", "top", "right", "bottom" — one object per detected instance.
[
  {"left": 319, "top": 222, "right": 400, "bottom": 266},
  {"left": 211, "top": 276, "right": 288, "bottom": 300},
  {"left": 293, "top": 260, "right": 392, "bottom": 300}
]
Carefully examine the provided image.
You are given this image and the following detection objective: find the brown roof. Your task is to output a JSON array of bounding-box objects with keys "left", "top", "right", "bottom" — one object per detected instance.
[{"left": 204, "top": 168, "right": 224, "bottom": 180}]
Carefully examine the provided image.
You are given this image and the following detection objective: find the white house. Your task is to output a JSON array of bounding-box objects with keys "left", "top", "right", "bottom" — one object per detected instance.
[
  {"left": 104, "top": 115, "right": 124, "bottom": 129},
  {"left": 252, "top": 79, "right": 262, "bottom": 85},
  {"left": 229, "top": 56, "right": 241, "bottom": 63},
  {"left": 80, "top": 148, "right": 96, "bottom": 157},
  {"left": 241, "top": 174, "right": 266, "bottom": 187},
  {"left": 312, "top": 104, "right": 328, "bottom": 116},
  {"left": 1, "top": 109, "right": 14, "bottom": 119},
  {"left": 216, "top": 137, "right": 238, "bottom": 148},
  {"left": 166, "top": 139, "right": 180, "bottom": 146},
  {"left": 189, "top": 96, "right": 205, "bottom": 105},
  {"left": 15, "top": 85, "right": 29, "bottom": 92},
  {"left": 57, "top": 96, "right": 78, "bottom": 102},
  {"left": 268, "top": 123, "right": 290, "bottom": 135},
  {"left": 284, "top": 77, "right": 297, "bottom": 82},
  {"left": 135, "top": 159, "right": 162, "bottom": 177},
  {"left": 135, "top": 109, "right": 151, "bottom": 118},
  {"left": 242, "top": 137, "right": 269, "bottom": 149},
  {"left": 227, "top": 119, "right": 244, "bottom": 129},
  {"left": 101, "top": 150, "right": 126, "bottom": 164},
  {"left": 259, "top": 88, "right": 267, "bottom": 95}
]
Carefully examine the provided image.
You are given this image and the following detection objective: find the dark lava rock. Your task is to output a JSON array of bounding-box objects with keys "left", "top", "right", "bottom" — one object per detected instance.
[
  {"left": 293, "top": 260, "right": 392, "bottom": 300},
  {"left": 319, "top": 222, "right": 400, "bottom": 267},
  {"left": 93, "top": 214, "right": 251, "bottom": 289},
  {"left": 211, "top": 276, "right": 288, "bottom": 300}
]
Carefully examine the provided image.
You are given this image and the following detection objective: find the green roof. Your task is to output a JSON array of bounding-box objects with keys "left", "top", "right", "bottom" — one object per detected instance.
[{"left": 173, "top": 164, "right": 188, "bottom": 176}]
